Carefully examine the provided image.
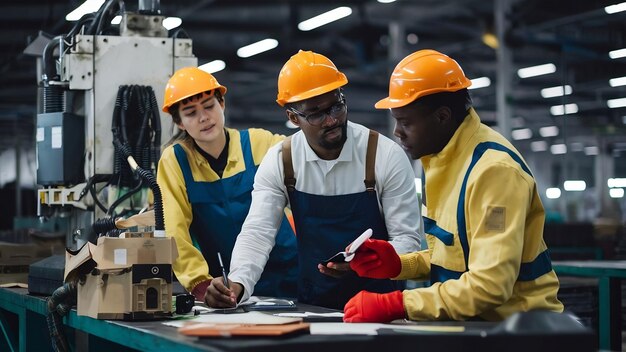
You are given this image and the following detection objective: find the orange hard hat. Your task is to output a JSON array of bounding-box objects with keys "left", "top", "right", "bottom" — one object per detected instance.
[
  {"left": 276, "top": 50, "right": 348, "bottom": 107},
  {"left": 375, "top": 49, "right": 471, "bottom": 109},
  {"left": 162, "top": 67, "right": 227, "bottom": 113}
]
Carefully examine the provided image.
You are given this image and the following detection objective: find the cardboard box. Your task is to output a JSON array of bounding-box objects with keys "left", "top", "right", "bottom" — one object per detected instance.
[
  {"left": 0, "top": 242, "right": 53, "bottom": 284},
  {"left": 65, "top": 235, "right": 178, "bottom": 319}
]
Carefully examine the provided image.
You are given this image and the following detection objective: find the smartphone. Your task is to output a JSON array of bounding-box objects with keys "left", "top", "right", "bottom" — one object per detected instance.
[{"left": 320, "top": 252, "right": 347, "bottom": 267}]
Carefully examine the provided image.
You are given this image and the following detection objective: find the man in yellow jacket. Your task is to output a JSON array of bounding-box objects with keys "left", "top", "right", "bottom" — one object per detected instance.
[{"left": 344, "top": 50, "right": 563, "bottom": 322}]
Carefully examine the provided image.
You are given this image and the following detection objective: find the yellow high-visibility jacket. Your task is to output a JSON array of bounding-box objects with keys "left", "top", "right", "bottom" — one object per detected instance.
[
  {"left": 157, "top": 128, "right": 284, "bottom": 293},
  {"left": 397, "top": 109, "right": 563, "bottom": 321}
]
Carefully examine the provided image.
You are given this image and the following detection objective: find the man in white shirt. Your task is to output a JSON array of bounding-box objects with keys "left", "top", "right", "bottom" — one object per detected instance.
[{"left": 205, "top": 50, "right": 422, "bottom": 309}]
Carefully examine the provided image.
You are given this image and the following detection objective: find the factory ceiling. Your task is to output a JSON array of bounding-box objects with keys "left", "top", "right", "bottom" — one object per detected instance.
[{"left": 0, "top": 0, "right": 625, "bottom": 158}]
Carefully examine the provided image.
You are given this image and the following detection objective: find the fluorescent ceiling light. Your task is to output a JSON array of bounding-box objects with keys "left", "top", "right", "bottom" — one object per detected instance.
[
  {"left": 237, "top": 38, "right": 279, "bottom": 58},
  {"left": 530, "top": 141, "right": 547, "bottom": 152},
  {"left": 607, "top": 97, "right": 626, "bottom": 108},
  {"left": 550, "top": 144, "right": 567, "bottom": 155},
  {"left": 539, "top": 126, "right": 559, "bottom": 137},
  {"left": 564, "top": 180, "right": 586, "bottom": 191},
  {"left": 482, "top": 32, "right": 499, "bottom": 49},
  {"left": 517, "top": 63, "right": 556, "bottom": 79},
  {"left": 610, "top": 76, "right": 626, "bottom": 87},
  {"left": 610, "top": 188, "right": 625, "bottom": 198},
  {"left": 609, "top": 48, "right": 626, "bottom": 59},
  {"left": 608, "top": 178, "right": 626, "bottom": 188},
  {"left": 584, "top": 146, "right": 599, "bottom": 156},
  {"left": 605, "top": 2, "right": 626, "bottom": 14},
  {"left": 541, "top": 85, "right": 572, "bottom": 98},
  {"left": 199, "top": 60, "right": 226, "bottom": 74},
  {"left": 468, "top": 77, "right": 491, "bottom": 90},
  {"left": 163, "top": 17, "right": 182, "bottom": 30},
  {"left": 546, "top": 188, "right": 561, "bottom": 199},
  {"left": 511, "top": 128, "right": 532, "bottom": 140},
  {"left": 570, "top": 142, "right": 584, "bottom": 152},
  {"left": 550, "top": 103, "right": 578, "bottom": 116},
  {"left": 298, "top": 7, "right": 352, "bottom": 31},
  {"left": 66, "top": 0, "right": 105, "bottom": 21},
  {"left": 378, "top": 0, "right": 397, "bottom": 3}
]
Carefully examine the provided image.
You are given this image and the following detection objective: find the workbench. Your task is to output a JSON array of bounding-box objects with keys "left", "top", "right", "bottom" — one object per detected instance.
[
  {"left": 0, "top": 287, "right": 595, "bottom": 352},
  {"left": 554, "top": 260, "right": 626, "bottom": 351}
]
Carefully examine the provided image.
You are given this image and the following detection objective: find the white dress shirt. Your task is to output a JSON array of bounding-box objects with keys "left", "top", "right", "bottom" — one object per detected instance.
[{"left": 229, "top": 121, "right": 423, "bottom": 301}]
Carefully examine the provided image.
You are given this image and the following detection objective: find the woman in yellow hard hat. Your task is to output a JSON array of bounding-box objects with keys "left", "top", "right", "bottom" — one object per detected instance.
[
  {"left": 157, "top": 67, "right": 298, "bottom": 303},
  {"left": 344, "top": 49, "right": 563, "bottom": 322}
]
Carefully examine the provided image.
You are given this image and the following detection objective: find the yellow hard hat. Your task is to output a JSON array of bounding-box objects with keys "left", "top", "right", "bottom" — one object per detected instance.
[
  {"left": 276, "top": 50, "right": 348, "bottom": 107},
  {"left": 162, "top": 67, "right": 227, "bottom": 113},
  {"left": 375, "top": 49, "right": 471, "bottom": 109}
]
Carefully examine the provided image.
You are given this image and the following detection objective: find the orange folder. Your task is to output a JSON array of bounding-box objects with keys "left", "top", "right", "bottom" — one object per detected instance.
[{"left": 178, "top": 322, "right": 310, "bottom": 337}]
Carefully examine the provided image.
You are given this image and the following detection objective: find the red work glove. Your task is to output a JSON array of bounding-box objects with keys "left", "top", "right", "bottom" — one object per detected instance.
[
  {"left": 349, "top": 239, "right": 401, "bottom": 279},
  {"left": 343, "top": 290, "right": 405, "bottom": 323}
]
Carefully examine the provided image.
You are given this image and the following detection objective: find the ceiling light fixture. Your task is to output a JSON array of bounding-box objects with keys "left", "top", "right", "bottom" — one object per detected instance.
[
  {"left": 541, "top": 85, "right": 572, "bottom": 98},
  {"left": 378, "top": 0, "right": 397, "bottom": 3},
  {"left": 468, "top": 77, "right": 491, "bottom": 90},
  {"left": 550, "top": 103, "right": 578, "bottom": 116},
  {"left": 607, "top": 97, "right": 626, "bottom": 108},
  {"left": 610, "top": 188, "right": 625, "bottom": 198},
  {"left": 545, "top": 188, "right": 561, "bottom": 199},
  {"left": 66, "top": 0, "right": 105, "bottom": 21},
  {"left": 564, "top": 180, "right": 586, "bottom": 191},
  {"left": 605, "top": 2, "right": 626, "bottom": 14},
  {"left": 610, "top": 76, "right": 626, "bottom": 87},
  {"left": 298, "top": 7, "right": 353, "bottom": 31},
  {"left": 481, "top": 32, "right": 499, "bottom": 49},
  {"left": 539, "top": 126, "right": 559, "bottom": 137},
  {"left": 608, "top": 178, "right": 626, "bottom": 188},
  {"left": 237, "top": 38, "right": 278, "bottom": 58},
  {"left": 199, "top": 60, "right": 226, "bottom": 74},
  {"left": 511, "top": 128, "right": 532, "bottom": 140},
  {"left": 517, "top": 63, "right": 556, "bottom": 78},
  {"left": 584, "top": 146, "right": 599, "bottom": 156},
  {"left": 609, "top": 48, "right": 626, "bottom": 59},
  {"left": 550, "top": 144, "right": 567, "bottom": 155},
  {"left": 530, "top": 141, "right": 547, "bottom": 152}
]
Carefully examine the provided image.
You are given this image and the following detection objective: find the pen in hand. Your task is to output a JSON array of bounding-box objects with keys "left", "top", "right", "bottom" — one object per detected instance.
[{"left": 217, "top": 252, "right": 230, "bottom": 289}]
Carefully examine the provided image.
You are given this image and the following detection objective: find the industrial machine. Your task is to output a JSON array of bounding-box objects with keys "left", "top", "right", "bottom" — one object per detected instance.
[{"left": 30, "top": 0, "right": 196, "bottom": 321}]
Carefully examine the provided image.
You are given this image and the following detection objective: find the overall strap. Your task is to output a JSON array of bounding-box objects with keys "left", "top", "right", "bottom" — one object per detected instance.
[
  {"left": 173, "top": 143, "right": 194, "bottom": 185},
  {"left": 282, "top": 136, "right": 296, "bottom": 191},
  {"left": 238, "top": 129, "right": 255, "bottom": 170},
  {"left": 364, "top": 130, "right": 379, "bottom": 192}
]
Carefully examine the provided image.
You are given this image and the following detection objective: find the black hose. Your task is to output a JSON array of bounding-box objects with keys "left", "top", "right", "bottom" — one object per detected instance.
[
  {"left": 42, "top": 35, "right": 62, "bottom": 83},
  {"left": 89, "top": 182, "right": 108, "bottom": 213},
  {"left": 92, "top": 217, "right": 117, "bottom": 236},
  {"left": 135, "top": 167, "right": 164, "bottom": 231},
  {"left": 46, "top": 282, "right": 77, "bottom": 352}
]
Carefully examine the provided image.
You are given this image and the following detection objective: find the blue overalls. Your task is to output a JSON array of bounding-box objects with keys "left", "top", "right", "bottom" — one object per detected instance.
[
  {"left": 174, "top": 130, "right": 298, "bottom": 298},
  {"left": 283, "top": 131, "right": 404, "bottom": 310}
]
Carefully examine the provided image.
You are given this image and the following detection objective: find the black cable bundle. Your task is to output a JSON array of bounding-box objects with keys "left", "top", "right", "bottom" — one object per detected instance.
[
  {"left": 111, "top": 85, "right": 161, "bottom": 189},
  {"left": 46, "top": 282, "right": 77, "bottom": 352}
]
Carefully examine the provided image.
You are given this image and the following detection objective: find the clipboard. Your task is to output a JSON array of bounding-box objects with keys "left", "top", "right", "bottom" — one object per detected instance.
[{"left": 178, "top": 322, "right": 310, "bottom": 337}]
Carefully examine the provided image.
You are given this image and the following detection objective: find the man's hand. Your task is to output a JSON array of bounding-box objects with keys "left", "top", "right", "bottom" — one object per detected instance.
[
  {"left": 349, "top": 239, "right": 401, "bottom": 279},
  {"left": 204, "top": 276, "right": 243, "bottom": 308},
  {"left": 318, "top": 262, "right": 352, "bottom": 278},
  {"left": 343, "top": 290, "right": 405, "bottom": 323}
]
